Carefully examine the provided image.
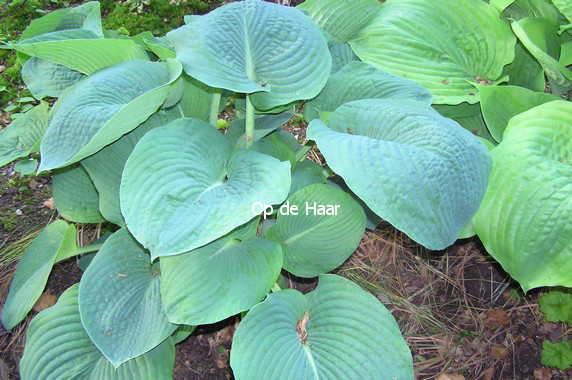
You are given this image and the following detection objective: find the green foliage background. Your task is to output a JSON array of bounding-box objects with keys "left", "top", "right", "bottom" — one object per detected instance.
[{"left": 0, "top": 0, "right": 224, "bottom": 105}]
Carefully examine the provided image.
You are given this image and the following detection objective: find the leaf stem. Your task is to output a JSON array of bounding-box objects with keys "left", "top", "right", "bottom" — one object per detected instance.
[
  {"left": 245, "top": 93, "right": 255, "bottom": 148},
  {"left": 74, "top": 243, "right": 104, "bottom": 255},
  {"left": 271, "top": 283, "right": 282, "bottom": 293},
  {"left": 209, "top": 89, "right": 222, "bottom": 127}
]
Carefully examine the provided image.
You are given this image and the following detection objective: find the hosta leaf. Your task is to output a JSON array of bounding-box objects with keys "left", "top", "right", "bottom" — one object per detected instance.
[
  {"left": 307, "top": 99, "right": 492, "bottom": 250},
  {"left": 231, "top": 274, "right": 413, "bottom": 379},
  {"left": 304, "top": 61, "right": 432, "bottom": 122},
  {"left": 167, "top": 0, "right": 331, "bottom": 110},
  {"left": 297, "top": 0, "right": 381, "bottom": 43},
  {"left": 177, "top": 74, "right": 222, "bottom": 121},
  {"left": 289, "top": 160, "right": 328, "bottom": 196},
  {"left": 251, "top": 132, "right": 297, "bottom": 167},
  {"left": 267, "top": 184, "right": 365, "bottom": 277},
  {"left": 473, "top": 101, "right": 572, "bottom": 291},
  {"left": 0, "top": 102, "right": 50, "bottom": 167},
  {"left": 79, "top": 229, "right": 177, "bottom": 368},
  {"left": 561, "top": 41, "right": 572, "bottom": 67},
  {"left": 553, "top": 0, "right": 572, "bottom": 23},
  {"left": 82, "top": 110, "right": 182, "bottom": 226},
  {"left": 503, "top": 42, "right": 546, "bottom": 92},
  {"left": 542, "top": 340, "right": 572, "bottom": 371},
  {"left": 21, "top": 285, "right": 176, "bottom": 380},
  {"left": 14, "top": 159, "right": 38, "bottom": 175},
  {"left": 161, "top": 232, "right": 282, "bottom": 325},
  {"left": 480, "top": 85, "right": 560, "bottom": 142},
  {"left": 433, "top": 103, "right": 494, "bottom": 143},
  {"left": 172, "top": 325, "right": 196, "bottom": 344},
  {"left": 1, "top": 220, "right": 76, "bottom": 331},
  {"left": 328, "top": 43, "right": 356, "bottom": 74},
  {"left": 539, "top": 290, "right": 572, "bottom": 324},
  {"left": 121, "top": 118, "right": 291, "bottom": 258},
  {"left": 38, "top": 59, "right": 182, "bottom": 171},
  {"left": 502, "top": 0, "right": 562, "bottom": 20},
  {"left": 349, "top": 0, "right": 516, "bottom": 104},
  {"left": 22, "top": 57, "right": 85, "bottom": 99},
  {"left": 512, "top": 17, "right": 572, "bottom": 95},
  {"left": 52, "top": 164, "right": 105, "bottom": 223}
]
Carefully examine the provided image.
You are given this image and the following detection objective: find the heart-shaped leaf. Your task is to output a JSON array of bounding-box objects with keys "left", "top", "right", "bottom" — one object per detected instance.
[
  {"left": 79, "top": 229, "right": 177, "bottom": 368},
  {"left": 52, "top": 164, "right": 105, "bottom": 223},
  {"left": 82, "top": 110, "right": 182, "bottom": 226},
  {"left": 0, "top": 102, "right": 50, "bottom": 167},
  {"left": 121, "top": 118, "right": 291, "bottom": 258},
  {"left": 480, "top": 85, "right": 560, "bottom": 142},
  {"left": 38, "top": 59, "right": 181, "bottom": 171},
  {"left": 307, "top": 99, "right": 492, "bottom": 250},
  {"left": 473, "top": 100, "right": 572, "bottom": 291},
  {"left": 230, "top": 274, "right": 413, "bottom": 379},
  {"left": 304, "top": 61, "right": 432, "bottom": 122},
  {"left": 297, "top": 0, "right": 381, "bottom": 43},
  {"left": 21, "top": 285, "right": 176, "bottom": 379},
  {"left": 267, "top": 184, "right": 365, "bottom": 277},
  {"left": 22, "top": 58, "right": 85, "bottom": 99},
  {"left": 160, "top": 227, "right": 282, "bottom": 325},
  {"left": 349, "top": 0, "right": 515, "bottom": 104},
  {"left": 2, "top": 220, "right": 77, "bottom": 330},
  {"left": 167, "top": 0, "right": 331, "bottom": 110}
]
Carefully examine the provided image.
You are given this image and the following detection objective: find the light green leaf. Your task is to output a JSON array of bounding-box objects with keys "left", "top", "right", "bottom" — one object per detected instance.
[
  {"left": 230, "top": 274, "right": 413, "bottom": 379},
  {"left": 79, "top": 229, "right": 176, "bottom": 368},
  {"left": 161, "top": 231, "right": 282, "bottom": 325},
  {"left": 38, "top": 59, "right": 182, "bottom": 171},
  {"left": 539, "top": 290, "right": 572, "bottom": 324},
  {"left": 542, "top": 340, "right": 572, "bottom": 370},
  {"left": 304, "top": 61, "right": 432, "bottom": 122},
  {"left": 226, "top": 113, "right": 293, "bottom": 149},
  {"left": 0, "top": 102, "right": 50, "bottom": 167},
  {"left": 289, "top": 160, "right": 328, "bottom": 196},
  {"left": 561, "top": 41, "right": 572, "bottom": 66},
  {"left": 553, "top": 0, "right": 572, "bottom": 23},
  {"left": 307, "top": 99, "right": 492, "bottom": 250},
  {"left": 490, "top": 0, "right": 516, "bottom": 13},
  {"left": 503, "top": 41, "right": 546, "bottom": 92},
  {"left": 52, "top": 164, "right": 105, "bottom": 223},
  {"left": 328, "top": 43, "right": 356, "bottom": 74},
  {"left": 167, "top": 0, "right": 331, "bottom": 110},
  {"left": 512, "top": 17, "right": 572, "bottom": 96},
  {"left": 502, "top": 0, "right": 562, "bottom": 20},
  {"left": 2, "top": 220, "right": 76, "bottom": 330},
  {"left": 14, "top": 159, "right": 38, "bottom": 175},
  {"left": 480, "top": 85, "right": 560, "bottom": 142},
  {"left": 267, "top": 184, "right": 365, "bottom": 277},
  {"left": 22, "top": 57, "right": 85, "bottom": 99},
  {"left": 176, "top": 74, "right": 222, "bottom": 121},
  {"left": 473, "top": 101, "right": 572, "bottom": 291},
  {"left": 297, "top": 0, "right": 381, "bottom": 44},
  {"left": 21, "top": 285, "right": 176, "bottom": 380},
  {"left": 251, "top": 131, "right": 297, "bottom": 167},
  {"left": 121, "top": 118, "right": 291, "bottom": 259},
  {"left": 433, "top": 102, "right": 494, "bottom": 143},
  {"left": 82, "top": 110, "right": 182, "bottom": 226},
  {"left": 172, "top": 325, "right": 196, "bottom": 344},
  {"left": 349, "top": 0, "right": 516, "bottom": 104}
]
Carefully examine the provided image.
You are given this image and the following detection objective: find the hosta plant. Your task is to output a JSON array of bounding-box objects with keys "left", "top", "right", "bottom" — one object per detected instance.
[{"left": 0, "top": 0, "right": 570, "bottom": 378}]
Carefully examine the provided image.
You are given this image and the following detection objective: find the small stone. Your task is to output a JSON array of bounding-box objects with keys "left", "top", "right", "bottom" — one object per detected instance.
[{"left": 15, "top": 209, "right": 23, "bottom": 216}]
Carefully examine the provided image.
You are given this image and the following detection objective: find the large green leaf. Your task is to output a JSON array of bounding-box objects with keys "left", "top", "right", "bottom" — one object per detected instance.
[
  {"left": 121, "top": 118, "right": 291, "bottom": 259},
  {"left": 22, "top": 57, "right": 85, "bottom": 99},
  {"left": 160, "top": 228, "right": 282, "bottom": 325},
  {"left": 328, "top": 43, "right": 356, "bottom": 74},
  {"left": 473, "top": 101, "right": 572, "bottom": 291},
  {"left": 52, "top": 164, "right": 105, "bottom": 223},
  {"left": 167, "top": 0, "right": 331, "bottom": 110},
  {"left": 480, "top": 85, "right": 560, "bottom": 142},
  {"left": 231, "top": 274, "right": 413, "bottom": 379},
  {"left": 82, "top": 110, "right": 182, "bottom": 226},
  {"left": 78, "top": 229, "right": 176, "bottom": 367},
  {"left": 297, "top": 0, "right": 381, "bottom": 44},
  {"left": 0, "top": 102, "right": 50, "bottom": 167},
  {"left": 349, "top": 0, "right": 516, "bottom": 104},
  {"left": 553, "top": 0, "right": 572, "bottom": 23},
  {"left": 38, "top": 59, "right": 181, "bottom": 171},
  {"left": 433, "top": 102, "right": 494, "bottom": 143},
  {"left": 177, "top": 74, "right": 221, "bottom": 121},
  {"left": 289, "top": 160, "right": 328, "bottom": 196},
  {"left": 304, "top": 61, "right": 432, "bottom": 122},
  {"left": 512, "top": 17, "right": 572, "bottom": 95},
  {"left": 1, "top": 220, "right": 76, "bottom": 330},
  {"left": 307, "top": 99, "right": 492, "bottom": 250},
  {"left": 503, "top": 41, "right": 546, "bottom": 92},
  {"left": 21, "top": 285, "right": 176, "bottom": 380},
  {"left": 266, "top": 184, "right": 365, "bottom": 277}
]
